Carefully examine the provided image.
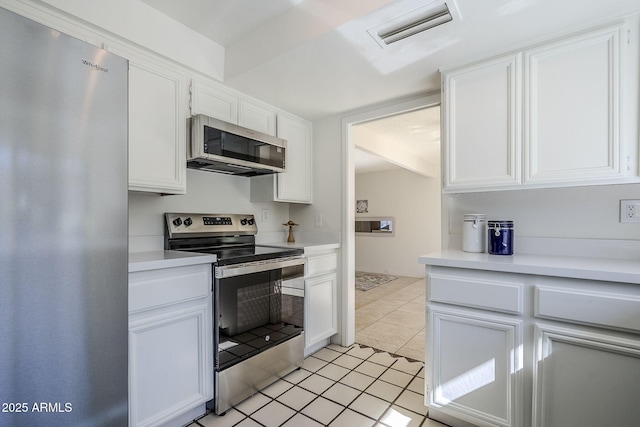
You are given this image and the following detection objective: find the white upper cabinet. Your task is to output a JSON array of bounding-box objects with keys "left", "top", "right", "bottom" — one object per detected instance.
[
  {"left": 442, "top": 21, "right": 636, "bottom": 193},
  {"left": 442, "top": 53, "right": 522, "bottom": 191},
  {"left": 190, "top": 79, "right": 238, "bottom": 124},
  {"left": 276, "top": 113, "right": 313, "bottom": 202},
  {"left": 190, "top": 79, "right": 276, "bottom": 135},
  {"left": 250, "top": 113, "right": 313, "bottom": 204},
  {"left": 523, "top": 25, "right": 623, "bottom": 185},
  {"left": 109, "top": 45, "right": 188, "bottom": 195},
  {"left": 238, "top": 99, "right": 277, "bottom": 136},
  {"left": 191, "top": 79, "right": 313, "bottom": 203},
  {"left": 4, "top": 0, "right": 311, "bottom": 198}
]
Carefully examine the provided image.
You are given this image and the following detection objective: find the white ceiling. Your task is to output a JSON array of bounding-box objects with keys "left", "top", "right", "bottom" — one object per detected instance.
[
  {"left": 140, "top": 0, "right": 640, "bottom": 121},
  {"left": 140, "top": 0, "right": 639, "bottom": 173},
  {"left": 354, "top": 106, "right": 441, "bottom": 175}
]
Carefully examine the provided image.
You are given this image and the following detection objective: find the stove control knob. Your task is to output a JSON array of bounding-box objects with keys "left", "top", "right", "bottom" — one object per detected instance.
[
  {"left": 241, "top": 218, "right": 248, "bottom": 226},
  {"left": 172, "top": 217, "right": 182, "bottom": 227},
  {"left": 247, "top": 218, "right": 255, "bottom": 226},
  {"left": 184, "top": 217, "right": 193, "bottom": 227}
]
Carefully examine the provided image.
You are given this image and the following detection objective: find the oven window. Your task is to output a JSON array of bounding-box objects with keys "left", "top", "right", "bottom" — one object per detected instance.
[{"left": 217, "top": 270, "right": 303, "bottom": 370}]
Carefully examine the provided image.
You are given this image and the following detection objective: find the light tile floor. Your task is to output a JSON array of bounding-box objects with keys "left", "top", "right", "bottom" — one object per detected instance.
[
  {"left": 189, "top": 343, "right": 445, "bottom": 427},
  {"left": 355, "top": 277, "right": 425, "bottom": 361}
]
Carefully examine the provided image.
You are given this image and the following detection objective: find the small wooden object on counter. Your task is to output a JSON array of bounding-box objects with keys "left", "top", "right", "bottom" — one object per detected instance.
[{"left": 283, "top": 220, "right": 299, "bottom": 243}]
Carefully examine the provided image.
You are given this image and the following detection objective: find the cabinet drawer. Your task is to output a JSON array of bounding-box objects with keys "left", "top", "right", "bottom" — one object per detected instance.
[
  {"left": 535, "top": 286, "right": 640, "bottom": 333},
  {"left": 428, "top": 273, "right": 523, "bottom": 314},
  {"left": 306, "top": 253, "right": 337, "bottom": 277},
  {"left": 129, "top": 264, "right": 211, "bottom": 313}
]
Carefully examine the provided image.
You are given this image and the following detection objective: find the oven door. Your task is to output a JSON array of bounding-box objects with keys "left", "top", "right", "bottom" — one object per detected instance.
[
  {"left": 214, "top": 257, "right": 305, "bottom": 371},
  {"left": 211, "top": 257, "right": 305, "bottom": 414}
]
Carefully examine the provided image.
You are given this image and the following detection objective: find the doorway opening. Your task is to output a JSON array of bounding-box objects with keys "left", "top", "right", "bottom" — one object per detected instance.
[{"left": 340, "top": 93, "right": 442, "bottom": 359}]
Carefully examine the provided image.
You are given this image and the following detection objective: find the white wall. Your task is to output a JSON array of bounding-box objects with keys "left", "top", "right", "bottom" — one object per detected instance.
[
  {"left": 129, "top": 169, "right": 289, "bottom": 251},
  {"left": 355, "top": 168, "right": 441, "bottom": 277},
  {"left": 38, "top": 0, "right": 225, "bottom": 79},
  {"left": 302, "top": 114, "right": 640, "bottom": 262},
  {"left": 445, "top": 183, "right": 640, "bottom": 251},
  {"left": 289, "top": 115, "right": 343, "bottom": 236}
]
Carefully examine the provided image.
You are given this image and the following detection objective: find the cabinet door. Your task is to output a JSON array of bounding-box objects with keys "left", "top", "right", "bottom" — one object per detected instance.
[
  {"left": 532, "top": 324, "right": 640, "bottom": 427},
  {"left": 305, "top": 273, "right": 337, "bottom": 348},
  {"left": 128, "top": 61, "right": 187, "bottom": 194},
  {"left": 524, "top": 24, "right": 624, "bottom": 185},
  {"left": 129, "top": 303, "right": 212, "bottom": 427},
  {"left": 442, "top": 53, "right": 522, "bottom": 192},
  {"left": 428, "top": 306, "right": 523, "bottom": 427},
  {"left": 276, "top": 114, "right": 313, "bottom": 203},
  {"left": 190, "top": 79, "right": 238, "bottom": 124},
  {"left": 238, "top": 99, "right": 276, "bottom": 136}
]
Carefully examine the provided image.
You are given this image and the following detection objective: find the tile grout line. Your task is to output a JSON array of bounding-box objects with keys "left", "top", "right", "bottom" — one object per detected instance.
[
  {"left": 281, "top": 345, "right": 421, "bottom": 426},
  {"left": 297, "top": 347, "right": 367, "bottom": 425},
  {"left": 355, "top": 276, "right": 425, "bottom": 360},
  {"left": 347, "top": 350, "right": 427, "bottom": 425},
  {"left": 191, "top": 342, "right": 428, "bottom": 427},
  {"left": 310, "top": 344, "right": 427, "bottom": 426}
]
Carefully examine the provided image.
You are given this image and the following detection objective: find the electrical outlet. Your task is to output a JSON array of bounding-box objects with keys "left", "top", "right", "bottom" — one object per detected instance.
[
  {"left": 620, "top": 200, "right": 640, "bottom": 223},
  {"left": 315, "top": 214, "right": 323, "bottom": 228},
  {"left": 261, "top": 208, "right": 269, "bottom": 223}
]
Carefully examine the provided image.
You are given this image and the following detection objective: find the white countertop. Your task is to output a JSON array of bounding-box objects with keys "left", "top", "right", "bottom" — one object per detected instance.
[
  {"left": 259, "top": 241, "right": 340, "bottom": 252},
  {"left": 419, "top": 250, "right": 640, "bottom": 284},
  {"left": 129, "top": 250, "right": 217, "bottom": 273}
]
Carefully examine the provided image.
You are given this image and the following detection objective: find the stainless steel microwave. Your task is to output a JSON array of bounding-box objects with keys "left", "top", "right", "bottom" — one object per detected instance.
[{"left": 187, "top": 114, "right": 287, "bottom": 176}]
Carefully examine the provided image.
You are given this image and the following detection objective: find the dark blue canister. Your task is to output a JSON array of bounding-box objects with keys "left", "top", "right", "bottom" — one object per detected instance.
[{"left": 488, "top": 220, "right": 514, "bottom": 255}]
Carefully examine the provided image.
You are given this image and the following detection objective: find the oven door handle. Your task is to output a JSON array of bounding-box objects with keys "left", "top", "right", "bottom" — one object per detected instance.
[{"left": 215, "top": 256, "right": 306, "bottom": 279}]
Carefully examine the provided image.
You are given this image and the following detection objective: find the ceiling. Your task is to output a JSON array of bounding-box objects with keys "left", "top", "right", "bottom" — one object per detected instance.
[
  {"left": 353, "top": 106, "right": 441, "bottom": 175},
  {"left": 140, "top": 0, "right": 639, "bottom": 121},
  {"left": 140, "top": 0, "right": 639, "bottom": 173}
]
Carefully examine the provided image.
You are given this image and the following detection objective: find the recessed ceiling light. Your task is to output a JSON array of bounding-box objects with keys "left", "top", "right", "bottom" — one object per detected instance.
[{"left": 367, "top": 1, "right": 461, "bottom": 48}]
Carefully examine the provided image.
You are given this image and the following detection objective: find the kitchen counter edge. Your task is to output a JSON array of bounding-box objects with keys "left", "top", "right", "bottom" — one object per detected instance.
[
  {"left": 129, "top": 250, "right": 217, "bottom": 273},
  {"left": 418, "top": 250, "right": 640, "bottom": 284},
  {"left": 259, "top": 241, "right": 340, "bottom": 253}
]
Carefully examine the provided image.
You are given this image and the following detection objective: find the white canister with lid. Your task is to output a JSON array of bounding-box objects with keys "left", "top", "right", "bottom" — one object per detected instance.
[{"left": 463, "top": 214, "right": 487, "bottom": 253}]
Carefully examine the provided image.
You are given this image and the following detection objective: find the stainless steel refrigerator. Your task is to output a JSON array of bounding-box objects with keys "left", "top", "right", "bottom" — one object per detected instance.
[{"left": 0, "top": 7, "right": 128, "bottom": 426}]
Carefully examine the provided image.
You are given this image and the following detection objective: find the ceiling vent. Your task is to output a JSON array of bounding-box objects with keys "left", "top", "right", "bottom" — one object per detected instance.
[{"left": 368, "top": 1, "right": 460, "bottom": 48}]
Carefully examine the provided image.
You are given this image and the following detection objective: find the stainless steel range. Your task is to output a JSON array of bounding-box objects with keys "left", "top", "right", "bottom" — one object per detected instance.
[{"left": 164, "top": 213, "right": 305, "bottom": 415}]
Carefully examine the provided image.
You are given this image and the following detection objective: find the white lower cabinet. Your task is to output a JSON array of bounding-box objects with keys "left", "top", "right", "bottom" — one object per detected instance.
[
  {"left": 426, "top": 265, "right": 640, "bottom": 427},
  {"left": 532, "top": 324, "right": 640, "bottom": 427},
  {"left": 129, "top": 263, "right": 213, "bottom": 427},
  {"left": 429, "top": 307, "right": 523, "bottom": 427},
  {"left": 305, "top": 273, "right": 338, "bottom": 347},
  {"left": 304, "top": 249, "right": 338, "bottom": 352}
]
